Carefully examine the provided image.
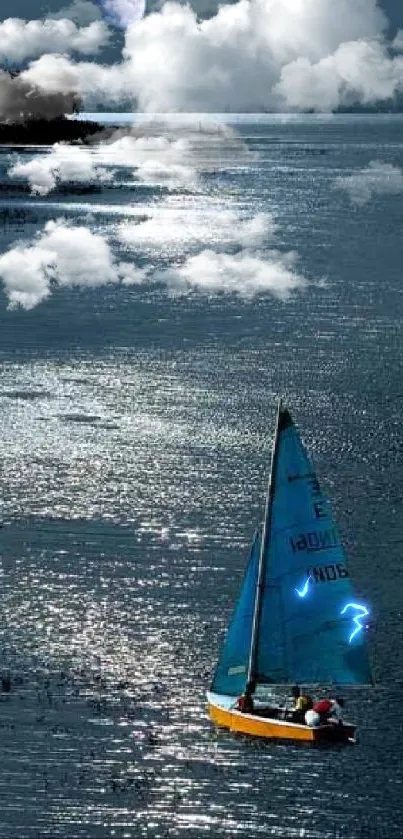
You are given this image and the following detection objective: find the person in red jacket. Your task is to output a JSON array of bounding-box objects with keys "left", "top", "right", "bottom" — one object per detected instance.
[
  {"left": 313, "top": 697, "right": 344, "bottom": 724},
  {"left": 236, "top": 692, "right": 254, "bottom": 713}
]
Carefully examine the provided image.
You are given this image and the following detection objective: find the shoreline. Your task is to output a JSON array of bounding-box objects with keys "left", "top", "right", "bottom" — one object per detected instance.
[{"left": 0, "top": 117, "right": 111, "bottom": 147}]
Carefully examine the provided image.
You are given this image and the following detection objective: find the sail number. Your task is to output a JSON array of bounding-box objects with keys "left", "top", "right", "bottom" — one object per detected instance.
[
  {"left": 289, "top": 529, "right": 349, "bottom": 582},
  {"left": 290, "top": 527, "right": 339, "bottom": 554},
  {"left": 307, "top": 563, "right": 349, "bottom": 583}
]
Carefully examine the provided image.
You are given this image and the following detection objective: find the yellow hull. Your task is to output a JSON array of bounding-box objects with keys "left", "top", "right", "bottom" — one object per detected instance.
[{"left": 207, "top": 698, "right": 356, "bottom": 744}]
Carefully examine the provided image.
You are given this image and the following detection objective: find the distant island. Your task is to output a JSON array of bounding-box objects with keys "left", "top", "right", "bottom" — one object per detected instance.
[
  {"left": 0, "top": 116, "right": 109, "bottom": 146},
  {"left": 1, "top": 107, "right": 402, "bottom": 148}
]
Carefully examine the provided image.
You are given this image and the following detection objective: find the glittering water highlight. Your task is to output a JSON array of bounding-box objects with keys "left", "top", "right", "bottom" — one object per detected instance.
[{"left": 0, "top": 114, "right": 402, "bottom": 838}]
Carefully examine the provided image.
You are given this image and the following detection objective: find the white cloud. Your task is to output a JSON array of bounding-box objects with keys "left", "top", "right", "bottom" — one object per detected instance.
[
  {"left": 7, "top": 135, "right": 195, "bottom": 194},
  {"left": 118, "top": 0, "right": 391, "bottom": 112},
  {"left": 8, "top": 144, "right": 197, "bottom": 194},
  {"left": 0, "top": 219, "right": 145, "bottom": 309},
  {"left": 160, "top": 249, "right": 306, "bottom": 298},
  {"left": 20, "top": 0, "right": 403, "bottom": 113},
  {"left": 275, "top": 40, "right": 403, "bottom": 111},
  {"left": 8, "top": 144, "right": 113, "bottom": 195},
  {"left": 7, "top": 0, "right": 403, "bottom": 113},
  {"left": 0, "top": 17, "right": 109, "bottom": 63},
  {"left": 334, "top": 160, "right": 403, "bottom": 205},
  {"left": 8, "top": 123, "right": 251, "bottom": 194},
  {"left": 19, "top": 53, "right": 116, "bottom": 98},
  {"left": 0, "top": 245, "right": 53, "bottom": 309},
  {"left": 0, "top": 216, "right": 306, "bottom": 308}
]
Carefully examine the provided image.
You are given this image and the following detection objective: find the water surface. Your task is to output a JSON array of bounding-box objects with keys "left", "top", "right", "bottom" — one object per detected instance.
[{"left": 0, "top": 114, "right": 402, "bottom": 838}]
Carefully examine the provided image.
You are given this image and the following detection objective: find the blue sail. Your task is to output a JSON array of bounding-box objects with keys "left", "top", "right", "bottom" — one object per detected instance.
[
  {"left": 211, "top": 532, "right": 260, "bottom": 696},
  {"left": 255, "top": 408, "right": 372, "bottom": 686}
]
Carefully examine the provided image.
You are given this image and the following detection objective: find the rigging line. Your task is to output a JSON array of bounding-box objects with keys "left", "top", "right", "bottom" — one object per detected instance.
[{"left": 247, "top": 397, "right": 283, "bottom": 690}]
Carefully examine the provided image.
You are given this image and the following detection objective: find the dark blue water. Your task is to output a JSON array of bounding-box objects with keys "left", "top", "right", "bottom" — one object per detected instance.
[{"left": 0, "top": 114, "right": 402, "bottom": 838}]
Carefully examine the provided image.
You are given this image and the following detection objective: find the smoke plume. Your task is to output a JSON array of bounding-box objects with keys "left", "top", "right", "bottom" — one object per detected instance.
[{"left": 0, "top": 70, "right": 81, "bottom": 123}]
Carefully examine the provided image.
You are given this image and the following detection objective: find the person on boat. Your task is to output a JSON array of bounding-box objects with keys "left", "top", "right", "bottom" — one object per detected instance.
[
  {"left": 305, "top": 707, "right": 321, "bottom": 727},
  {"left": 291, "top": 684, "right": 300, "bottom": 704},
  {"left": 290, "top": 685, "right": 314, "bottom": 723},
  {"left": 312, "top": 697, "right": 333, "bottom": 723},
  {"left": 312, "top": 696, "right": 344, "bottom": 725},
  {"left": 236, "top": 683, "right": 255, "bottom": 714},
  {"left": 327, "top": 696, "right": 344, "bottom": 725}
]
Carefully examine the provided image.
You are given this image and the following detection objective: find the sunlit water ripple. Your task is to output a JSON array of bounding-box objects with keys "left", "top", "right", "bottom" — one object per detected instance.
[{"left": 0, "top": 115, "right": 402, "bottom": 838}]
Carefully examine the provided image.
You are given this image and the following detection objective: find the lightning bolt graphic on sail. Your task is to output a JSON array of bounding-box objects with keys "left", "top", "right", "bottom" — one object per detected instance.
[
  {"left": 295, "top": 575, "right": 312, "bottom": 598},
  {"left": 340, "top": 602, "right": 369, "bottom": 643}
]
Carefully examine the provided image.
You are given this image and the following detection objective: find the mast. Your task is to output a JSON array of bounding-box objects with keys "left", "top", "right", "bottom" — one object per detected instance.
[{"left": 246, "top": 396, "right": 283, "bottom": 692}]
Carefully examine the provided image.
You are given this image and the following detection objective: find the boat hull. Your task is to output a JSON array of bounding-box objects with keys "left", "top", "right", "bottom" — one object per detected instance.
[{"left": 207, "top": 695, "right": 356, "bottom": 744}]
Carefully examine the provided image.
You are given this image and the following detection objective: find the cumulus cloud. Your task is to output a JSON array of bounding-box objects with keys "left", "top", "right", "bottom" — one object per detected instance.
[
  {"left": 276, "top": 40, "right": 403, "bottom": 111},
  {"left": 8, "top": 144, "right": 113, "bottom": 195},
  {"left": 7, "top": 135, "right": 195, "bottom": 193},
  {"left": 335, "top": 160, "right": 403, "bottom": 205},
  {"left": 17, "top": 0, "right": 403, "bottom": 113},
  {"left": 0, "top": 17, "right": 109, "bottom": 63},
  {"left": 0, "top": 216, "right": 306, "bottom": 308},
  {"left": 0, "top": 219, "right": 147, "bottom": 309},
  {"left": 20, "top": 54, "right": 96, "bottom": 98},
  {"left": 8, "top": 122, "right": 251, "bottom": 193},
  {"left": 123, "top": 0, "right": 403, "bottom": 112},
  {"left": 160, "top": 249, "right": 306, "bottom": 298},
  {"left": 0, "top": 11, "right": 113, "bottom": 123}
]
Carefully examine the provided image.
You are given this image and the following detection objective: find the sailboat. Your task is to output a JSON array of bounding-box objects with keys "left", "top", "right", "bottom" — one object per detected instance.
[{"left": 207, "top": 400, "right": 372, "bottom": 744}]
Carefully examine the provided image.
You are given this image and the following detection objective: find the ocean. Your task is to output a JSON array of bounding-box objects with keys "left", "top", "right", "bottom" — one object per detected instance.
[{"left": 0, "top": 113, "right": 402, "bottom": 838}]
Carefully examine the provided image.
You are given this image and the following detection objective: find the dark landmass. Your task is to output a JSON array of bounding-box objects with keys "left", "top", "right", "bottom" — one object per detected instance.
[
  {"left": 0, "top": 116, "right": 110, "bottom": 146},
  {"left": 0, "top": 108, "right": 401, "bottom": 149},
  {"left": 337, "top": 99, "right": 403, "bottom": 113}
]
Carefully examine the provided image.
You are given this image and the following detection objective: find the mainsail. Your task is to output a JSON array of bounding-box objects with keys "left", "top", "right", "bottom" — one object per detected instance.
[{"left": 211, "top": 404, "right": 372, "bottom": 696}]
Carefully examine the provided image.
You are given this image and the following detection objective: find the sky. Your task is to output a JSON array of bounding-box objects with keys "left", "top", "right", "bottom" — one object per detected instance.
[
  {"left": 2, "top": 0, "right": 402, "bottom": 27},
  {"left": 1, "top": 0, "right": 403, "bottom": 114}
]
